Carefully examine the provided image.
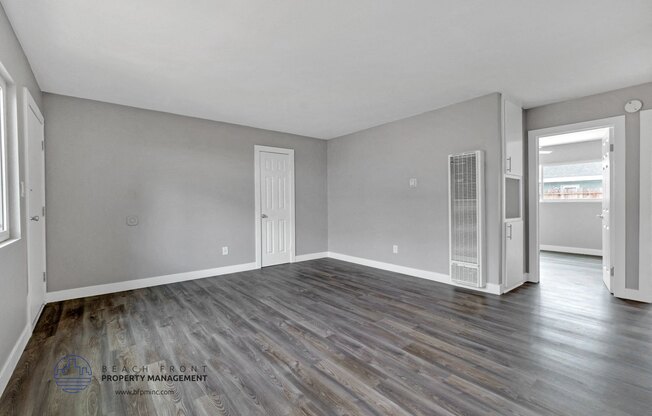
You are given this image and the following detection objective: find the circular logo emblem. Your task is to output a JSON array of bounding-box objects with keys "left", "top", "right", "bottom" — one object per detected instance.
[{"left": 53, "top": 355, "right": 92, "bottom": 393}]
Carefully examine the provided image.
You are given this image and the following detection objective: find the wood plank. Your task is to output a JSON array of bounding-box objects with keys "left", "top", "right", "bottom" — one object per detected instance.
[{"left": 1, "top": 252, "right": 650, "bottom": 415}]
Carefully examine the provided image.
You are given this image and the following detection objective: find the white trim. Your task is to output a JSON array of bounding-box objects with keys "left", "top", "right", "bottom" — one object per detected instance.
[
  {"left": 0, "top": 70, "right": 9, "bottom": 243},
  {"left": 45, "top": 262, "right": 258, "bottom": 303},
  {"left": 328, "top": 252, "right": 501, "bottom": 295},
  {"left": 636, "top": 109, "right": 652, "bottom": 303},
  {"left": 528, "top": 116, "right": 626, "bottom": 288},
  {"left": 254, "top": 145, "right": 296, "bottom": 268},
  {"left": 43, "top": 250, "right": 502, "bottom": 305},
  {"left": 45, "top": 253, "right": 327, "bottom": 304},
  {"left": 294, "top": 252, "right": 328, "bottom": 262},
  {"left": 23, "top": 87, "right": 47, "bottom": 328},
  {"left": 0, "top": 324, "right": 30, "bottom": 398},
  {"left": 540, "top": 245, "right": 602, "bottom": 257}
]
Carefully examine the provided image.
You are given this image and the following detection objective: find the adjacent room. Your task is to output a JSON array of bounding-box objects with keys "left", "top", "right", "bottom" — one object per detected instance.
[
  {"left": 0, "top": 1, "right": 651, "bottom": 415},
  {"left": 538, "top": 130, "right": 606, "bottom": 295}
]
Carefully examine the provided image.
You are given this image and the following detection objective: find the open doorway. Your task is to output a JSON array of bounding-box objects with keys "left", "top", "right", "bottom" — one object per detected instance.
[
  {"left": 538, "top": 130, "right": 606, "bottom": 292},
  {"left": 528, "top": 116, "right": 627, "bottom": 297}
]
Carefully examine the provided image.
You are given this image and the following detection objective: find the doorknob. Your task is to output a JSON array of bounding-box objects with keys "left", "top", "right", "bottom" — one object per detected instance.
[
  {"left": 30, "top": 216, "right": 40, "bottom": 222},
  {"left": 596, "top": 214, "right": 604, "bottom": 219},
  {"left": 261, "top": 214, "right": 268, "bottom": 219}
]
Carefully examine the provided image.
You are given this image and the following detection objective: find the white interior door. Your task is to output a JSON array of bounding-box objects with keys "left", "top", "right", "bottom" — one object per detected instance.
[
  {"left": 259, "top": 150, "right": 293, "bottom": 267},
  {"left": 25, "top": 90, "right": 46, "bottom": 326},
  {"left": 601, "top": 134, "right": 612, "bottom": 292}
]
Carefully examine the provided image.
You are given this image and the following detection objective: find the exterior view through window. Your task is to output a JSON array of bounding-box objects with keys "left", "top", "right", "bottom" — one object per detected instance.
[{"left": 540, "top": 161, "right": 602, "bottom": 201}]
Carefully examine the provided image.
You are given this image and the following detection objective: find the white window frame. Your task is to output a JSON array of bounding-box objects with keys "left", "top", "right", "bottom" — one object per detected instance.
[{"left": 0, "top": 73, "right": 9, "bottom": 243}]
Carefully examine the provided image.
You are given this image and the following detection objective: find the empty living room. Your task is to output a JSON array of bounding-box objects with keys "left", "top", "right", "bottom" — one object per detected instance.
[{"left": 0, "top": 1, "right": 651, "bottom": 415}]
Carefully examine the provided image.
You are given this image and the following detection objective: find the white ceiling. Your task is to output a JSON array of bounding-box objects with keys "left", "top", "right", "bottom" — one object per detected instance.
[{"left": 2, "top": 0, "right": 651, "bottom": 139}]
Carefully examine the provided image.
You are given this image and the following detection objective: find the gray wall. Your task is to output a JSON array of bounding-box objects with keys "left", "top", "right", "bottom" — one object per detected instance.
[
  {"left": 328, "top": 93, "right": 503, "bottom": 284},
  {"left": 43, "top": 94, "right": 327, "bottom": 292},
  {"left": 539, "top": 140, "right": 602, "bottom": 164},
  {"left": 539, "top": 140, "right": 602, "bottom": 252},
  {"left": 540, "top": 202, "right": 602, "bottom": 251},
  {"left": 526, "top": 82, "right": 652, "bottom": 289},
  {"left": 0, "top": 4, "right": 42, "bottom": 381}
]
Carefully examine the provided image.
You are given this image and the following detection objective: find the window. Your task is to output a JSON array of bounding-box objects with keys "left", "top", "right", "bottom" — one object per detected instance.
[
  {"left": 540, "top": 160, "right": 602, "bottom": 201},
  {"left": 0, "top": 74, "right": 8, "bottom": 242}
]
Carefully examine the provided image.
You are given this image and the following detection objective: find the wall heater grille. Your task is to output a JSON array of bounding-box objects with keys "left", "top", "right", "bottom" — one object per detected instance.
[{"left": 448, "top": 151, "right": 485, "bottom": 288}]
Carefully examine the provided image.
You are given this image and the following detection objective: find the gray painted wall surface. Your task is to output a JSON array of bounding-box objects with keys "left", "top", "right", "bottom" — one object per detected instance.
[
  {"left": 328, "top": 94, "right": 503, "bottom": 284},
  {"left": 526, "top": 82, "right": 652, "bottom": 289},
  {"left": 539, "top": 140, "right": 602, "bottom": 164},
  {"left": 43, "top": 94, "right": 327, "bottom": 292},
  {"left": 0, "top": 4, "right": 42, "bottom": 381},
  {"left": 540, "top": 202, "right": 602, "bottom": 251}
]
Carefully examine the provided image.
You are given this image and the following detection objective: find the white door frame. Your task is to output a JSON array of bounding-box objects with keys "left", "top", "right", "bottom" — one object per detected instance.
[
  {"left": 528, "top": 116, "right": 626, "bottom": 294},
  {"left": 23, "top": 87, "right": 46, "bottom": 326},
  {"left": 254, "top": 145, "right": 295, "bottom": 268},
  {"left": 636, "top": 109, "right": 652, "bottom": 303}
]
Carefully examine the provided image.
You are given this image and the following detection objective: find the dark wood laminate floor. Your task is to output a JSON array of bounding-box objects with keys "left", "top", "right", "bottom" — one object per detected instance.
[{"left": 1, "top": 255, "right": 651, "bottom": 415}]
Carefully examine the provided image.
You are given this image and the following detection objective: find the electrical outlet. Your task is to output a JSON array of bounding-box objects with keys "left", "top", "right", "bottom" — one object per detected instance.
[
  {"left": 409, "top": 178, "right": 418, "bottom": 188},
  {"left": 126, "top": 215, "right": 139, "bottom": 226},
  {"left": 392, "top": 245, "right": 398, "bottom": 254},
  {"left": 222, "top": 246, "right": 229, "bottom": 255}
]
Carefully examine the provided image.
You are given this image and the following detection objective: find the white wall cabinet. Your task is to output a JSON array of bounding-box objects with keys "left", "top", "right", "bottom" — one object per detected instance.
[
  {"left": 504, "top": 220, "right": 524, "bottom": 290},
  {"left": 502, "top": 96, "right": 525, "bottom": 293},
  {"left": 504, "top": 99, "right": 523, "bottom": 176}
]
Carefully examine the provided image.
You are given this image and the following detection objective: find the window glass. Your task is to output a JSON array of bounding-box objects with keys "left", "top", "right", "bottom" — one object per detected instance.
[{"left": 541, "top": 161, "right": 602, "bottom": 200}]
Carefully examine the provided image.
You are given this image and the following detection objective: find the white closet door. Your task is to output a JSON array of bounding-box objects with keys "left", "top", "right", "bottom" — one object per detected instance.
[{"left": 260, "top": 151, "right": 292, "bottom": 267}]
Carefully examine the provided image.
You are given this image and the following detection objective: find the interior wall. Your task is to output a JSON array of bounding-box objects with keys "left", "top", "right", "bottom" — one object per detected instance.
[
  {"left": 0, "top": 4, "right": 42, "bottom": 382},
  {"left": 43, "top": 93, "right": 327, "bottom": 292},
  {"left": 538, "top": 140, "right": 602, "bottom": 164},
  {"left": 525, "top": 82, "right": 652, "bottom": 289},
  {"left": 540, "top": 203, "right": 602, "bottom": 252},
  {"left": 327, "top": 93, "right": 503, "bottom": 285}
]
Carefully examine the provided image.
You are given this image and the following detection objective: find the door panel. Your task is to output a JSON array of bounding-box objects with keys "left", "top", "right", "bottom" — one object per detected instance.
[
  {"left": 260, "top": 151, "right": 292, "bottom": 266},
  {"left": 601, "top": 136, "right": 612, "bottom": 292},
  {"left": 504, "top": 100, "right": 523, "bottom": 176},
  {"left": 26, "top": 99, "right": 46, "bottom": 326},
  {"left": 505, "top": 220, "right": 524, "bottom": 289}
]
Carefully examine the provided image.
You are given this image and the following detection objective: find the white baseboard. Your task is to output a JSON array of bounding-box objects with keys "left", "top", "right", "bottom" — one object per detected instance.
[
  {"left": 540, "top": 245, "right": 602, "bottom": 256},
  {"left": 327, "top": 252, "right": 501, "bottom": 295},
  {"left": 0, "top": 324, "right": 31, "bottom": 398},
  {"left": 45, "top": 262, "right": 258, "bottom": 303},
  {"left": 45, "top": 249, "right": 503, "bottom": 304},
  {"left": 294, "top": 252, "right": 329, "bottom": 262}
]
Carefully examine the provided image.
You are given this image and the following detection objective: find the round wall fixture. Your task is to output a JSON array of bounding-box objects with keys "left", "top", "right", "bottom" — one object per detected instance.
[{"left": 624, "top": 99, "right": 643, "bottom": 113}]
